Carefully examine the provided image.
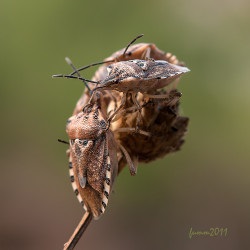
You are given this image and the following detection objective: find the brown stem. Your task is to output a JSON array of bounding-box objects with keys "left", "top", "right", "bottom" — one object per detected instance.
[{"left": 63, "top": 212, "right": 93, "bottom": 250}]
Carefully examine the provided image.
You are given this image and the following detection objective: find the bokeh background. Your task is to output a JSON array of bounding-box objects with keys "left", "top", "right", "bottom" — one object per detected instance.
[{"left": 1, "top": 0, "right": 250, "bottom": 249}]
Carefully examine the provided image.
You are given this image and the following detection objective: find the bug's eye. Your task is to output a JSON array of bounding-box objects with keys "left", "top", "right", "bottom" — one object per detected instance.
[
  {"left": 78, "top": 139, "right": 88, "bottom": 146},
  {"left": 99, "top": 120, "right": 106, "bottom": 129},
  {"left": 70, "top": 139, "right": 75, "bottom": 145}
]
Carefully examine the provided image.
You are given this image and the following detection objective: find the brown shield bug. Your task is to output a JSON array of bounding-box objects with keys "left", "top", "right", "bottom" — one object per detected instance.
[
  {"left": 82, "top": 58, "right": 190, "bottom": 124},
  {"left": 53, "top": 34, "right": 186, "bottom": 116},
  {"left": 63, "top": 93, "right": 118, "bottom": 249},
  {"left": 62, "top": 91, "right": 140, "bottom": 249},
  {"left": 57, "top": 57, "right": 189, "bottom": 126},
  {"left": 94, "top": 58, "right": 189, "bottom": 98}
]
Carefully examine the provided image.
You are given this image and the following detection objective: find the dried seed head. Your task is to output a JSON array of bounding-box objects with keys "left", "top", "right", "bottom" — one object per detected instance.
[{"left": 111, "top": 89, "right": 189, "bottom": 173}]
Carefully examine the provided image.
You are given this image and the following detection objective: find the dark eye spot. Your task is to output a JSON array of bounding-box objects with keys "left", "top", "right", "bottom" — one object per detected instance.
[
  {"left": 71, "top": 139, "right": 75, "bottom": 145},
  {"left": 79, "top": 139, "right": 88, "bottom": 146},
  {"left": 100, "top": 120, "right": 106, "bottom": 129},
  {"left": 93, "top": 110, "right": 99, "bottom": 119},
  {"left": 138, "top": 62, "right": 145, "bottom": 67}
]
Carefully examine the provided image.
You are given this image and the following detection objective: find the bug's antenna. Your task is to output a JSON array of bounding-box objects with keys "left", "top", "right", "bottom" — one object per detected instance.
[
  {"left": 70, "top": 60, "right": 114, "bottom": 76},
  {"left": 58, "top": 139, "right": 69, "bottom": 145},
  {"left": 123, "top": 34, "right": 144, "bottom": 56},
  {"left": 52, "top": 74, "right": 98, "bottom": 84},
  {"left": 70, "top": 34, "right": 144, "bottom": 76},
  {"left": 65, "top": 57, "right": 91, "bottom": 91}
]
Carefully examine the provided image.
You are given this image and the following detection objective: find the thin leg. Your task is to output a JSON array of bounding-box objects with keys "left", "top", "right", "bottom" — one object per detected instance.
[
  {"left": 141, "top": 47, "right": 151, "bottom": 60},
  {"left": 108, "top": 92, "right": 127, "bottom": 123},
  {"left": 63, "top": 212, "right": 93, "bottom": 250},
  {"left": 114, "top": 127, "right": 151, "bottom": 137},
  {"left": 131, "top": 92, "right": 143, "bottom": 130},
  {"left": 118, "top": 143, "right": 137, "bottom": 176},
  {"left": 143, "top": 93, "right": 170, "bottom": 99}
]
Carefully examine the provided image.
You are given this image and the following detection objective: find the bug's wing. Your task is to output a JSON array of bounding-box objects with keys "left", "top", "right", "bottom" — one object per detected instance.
[
  {"left": 98, "top": 130, "right": 118, "bottom": 216},
  {"left": 144, "top": 61, "right": 190, "bottom": 89},
  {"left": 69, "top": 133, "right": 118, "bottom": 219}
]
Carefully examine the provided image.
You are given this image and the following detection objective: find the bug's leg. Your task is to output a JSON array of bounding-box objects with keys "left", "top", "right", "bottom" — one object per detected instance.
[
  {"left": 143, "top": 91, "right": 181, "bottom": 104},
  {"left": 131, "top": 92, "right": 143, "bottom": 132},
  {"left": 143, "top": 93, "right": 170, "bottom": 99},
  {"left": 82, "top": 89, "right": 99, "bottom": 112},
  {"left": 106, "top": 91, "right": 119, "bottom": 113},
  {"left": 110, "top": 103, "right": 138, "bottom": 123},
  {"left": 141, "top": 47, "right": 151, "bottom": 60},
  {"left": 118, "top": 143, "right": 137, "bottom": 176},
  {"left": 107, "top": 92, "right": 127, "bottom": 123},
  {"left": 165, "top": 52, "right": 179, "bottom": 65},
  {"left": 114, "top": 127, "right": 151, "bottom": 137}
]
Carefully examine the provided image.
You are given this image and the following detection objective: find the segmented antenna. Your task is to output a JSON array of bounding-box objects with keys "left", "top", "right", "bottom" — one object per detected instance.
[
  {"left": 58, "top": 139, "right": 69, "bottom": 145},
  {"left": 52, "top": 74, "right": 98, "bottom": 84},
  {"left": 65, "top": 57, "right": 91, "bottom": 91},
  {"left": 70, "top": 60, "right": 114, "bottom": 76},
  {"left": 70, "top": 34, "right": 144, "bottom": 77},
  {"left": 123, "top": 34, "right": 144, "bottom": 56}
]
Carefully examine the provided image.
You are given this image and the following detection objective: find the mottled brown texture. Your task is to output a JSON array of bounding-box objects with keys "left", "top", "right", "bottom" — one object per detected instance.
[
  {"left": 67, "top": 98, "right": 118, "bottom": 218},
  {"left": 113, "top": 89, "right": 189, "bottom": 172},
  {"left": 95, "top": 59, "right": 189, "bottom": 93}
]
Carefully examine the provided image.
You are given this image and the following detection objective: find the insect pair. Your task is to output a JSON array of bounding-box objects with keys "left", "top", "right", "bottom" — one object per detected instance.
[
  {"left": 55, "top": 35, "right": 190, "bottom": 250},
  {"left": 53, "top": 34, "right": 189, "bottom": 127}
]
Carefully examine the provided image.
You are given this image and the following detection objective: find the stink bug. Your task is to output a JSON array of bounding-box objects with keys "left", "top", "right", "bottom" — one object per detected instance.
[
  {"left": 66, "top": 93, "right": 118, "bottom": 218},
  {"left": 63, "top": 91, "right": 140, "bottom": 249},
  {"left": 80, "top": 58, "right": 189, "bottom": 124},
  {"left": 59, "top": 57, "right": 189, "bottom": 125},
  {"left": 53, "top": 35, "right": 187, "bottom": 116},
  {"left": 63, "top": 93, "right": 118, "bottom": 249}
]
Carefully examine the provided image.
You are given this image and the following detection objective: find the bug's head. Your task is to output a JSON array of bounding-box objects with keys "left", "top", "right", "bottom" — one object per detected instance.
[{"left": 66, "top": 101, "right": 108, "bottom": 140}]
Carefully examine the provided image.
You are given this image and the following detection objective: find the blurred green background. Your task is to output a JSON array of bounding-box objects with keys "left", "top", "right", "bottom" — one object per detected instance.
[{"left": 1, "top": 0, "right": 250, "bottom": 249}]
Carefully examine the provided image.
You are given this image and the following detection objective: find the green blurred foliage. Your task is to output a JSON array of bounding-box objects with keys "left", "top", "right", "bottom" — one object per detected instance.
[{"left": 1, "top": 0, "right": 250, "bottom": 249}]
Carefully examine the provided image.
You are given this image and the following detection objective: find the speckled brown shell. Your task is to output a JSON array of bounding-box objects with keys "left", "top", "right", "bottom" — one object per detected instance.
[{"left": 66, "top": 98, "right": 118, "bottom": 218}]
